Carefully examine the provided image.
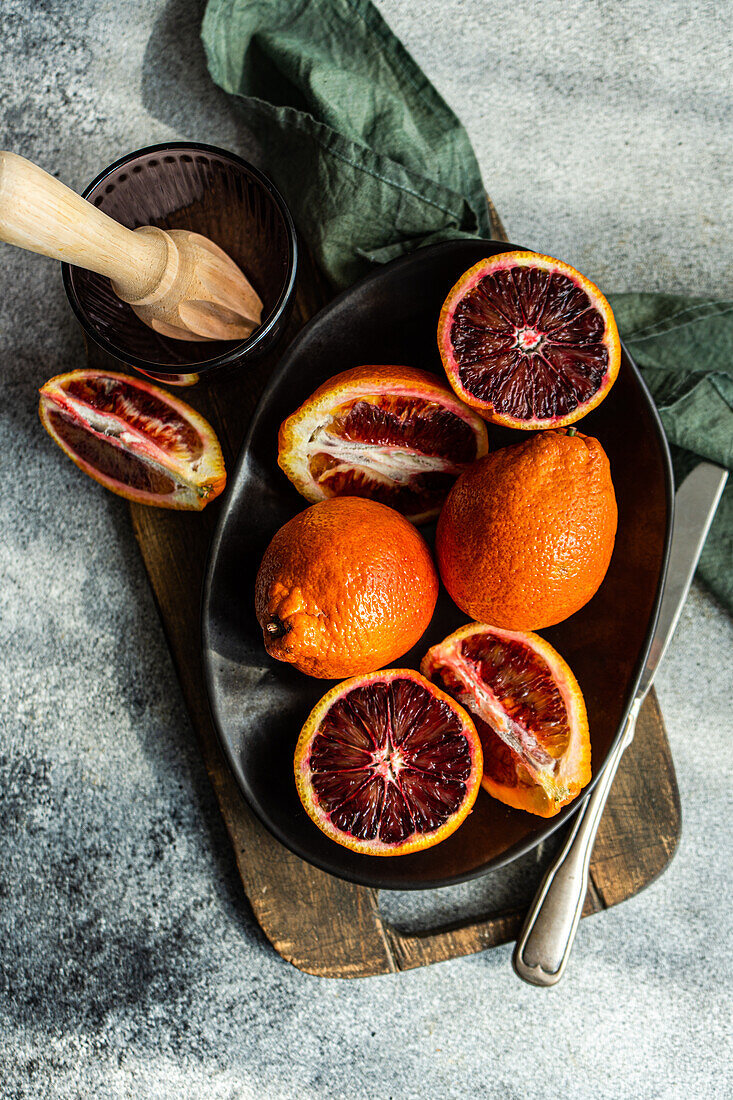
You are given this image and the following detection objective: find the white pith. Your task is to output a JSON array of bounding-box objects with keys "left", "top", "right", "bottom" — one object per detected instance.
[
  {"left": 515, "top": 325, "right": 543, "bottom": 351},
  {"left": 434, "top": 645, "right": 569, "bottom": 796},
  {"left": 39, "top": 391, "right": 221, "bottom": 506},
  {"left": 46, "top": 396, "right": 197, "bottom": 497},
  {"left": 44, "top": 383, "right": 222, "bottom": 497},
  {"left": 282, "top": 388, "right": 486, "bottom": 510},
  {"left": 369, "top": 740, "right": 406, "bottom": 782},
  {"left": 61, "top": 393, "right": 201, "bottom": 476},
  {"left": 308, "top": 429, "right": 466, "bottom": 486}
]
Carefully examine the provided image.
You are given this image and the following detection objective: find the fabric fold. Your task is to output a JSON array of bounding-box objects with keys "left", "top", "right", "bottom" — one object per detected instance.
[{"left": 202, "top": 0, "right": 491, "bottom": 286}]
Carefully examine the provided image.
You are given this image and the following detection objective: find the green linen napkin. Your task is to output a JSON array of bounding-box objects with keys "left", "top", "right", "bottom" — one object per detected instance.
[
  {"left": 610, "top": 295, "right": 732, "bottom": 609},
  {"left": 202, "top": 0, "right": 732, "bottom": 611}
]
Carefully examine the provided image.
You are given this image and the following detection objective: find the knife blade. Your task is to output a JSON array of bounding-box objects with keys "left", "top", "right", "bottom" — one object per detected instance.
[{"left": 637, "top": 461, "right": 728, "bottom": 702}]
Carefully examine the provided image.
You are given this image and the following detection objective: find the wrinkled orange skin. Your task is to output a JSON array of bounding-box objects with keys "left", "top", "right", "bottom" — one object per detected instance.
[
  {"left": 436, "top": 431, "right": 617, "bottom": 631},
  {"left": 256, "top": 497, "right": 439, "bottom": 678}
]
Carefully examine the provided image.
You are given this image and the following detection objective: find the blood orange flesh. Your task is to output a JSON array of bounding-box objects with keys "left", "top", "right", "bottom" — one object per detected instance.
[
  {"left": 421, "top": 625, "right": 590, "bottom": 818},
  {"left": 438, "top": 252, "right": 620, "bottom": 429},
  {"left": 278, "top": 365, "right": 488, "bottom": 523},
  {"left": 39, "top": 370, "right": 226, "bottom": 510},
  {"left": 294, "top": 669, "right": 483, "bottom": 855}
]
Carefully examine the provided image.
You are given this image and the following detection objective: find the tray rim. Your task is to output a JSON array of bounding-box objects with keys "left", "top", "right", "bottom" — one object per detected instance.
[{"left": 201, "top": 238, "right": 675, "bottom": 891}]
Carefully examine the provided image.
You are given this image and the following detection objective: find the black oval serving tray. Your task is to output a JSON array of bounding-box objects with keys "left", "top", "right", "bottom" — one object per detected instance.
[{"left": 202, "top": 239, "right": 673, "bottom": 890}]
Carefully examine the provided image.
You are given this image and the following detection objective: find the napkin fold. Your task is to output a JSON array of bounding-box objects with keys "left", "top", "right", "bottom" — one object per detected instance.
[{"left": 202, "top": 0, "right": 732, "bottom": 611}]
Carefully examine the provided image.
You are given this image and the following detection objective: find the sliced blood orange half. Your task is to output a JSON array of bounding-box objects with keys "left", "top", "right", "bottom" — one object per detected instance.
[
  {"left": 421, "top": 624, "right": 590, "bottom": 818},
  {"left": 294, "top": 669, "right": 483, "bottom": 856},
  {"left": 39, "top": 370, "right": 226, "bottom": 510},
  {"left": 438, "top": 252, "right": 621, "bottom": 429},
  {"left": 278, "top": 365, "right": 488, "bottom": 523}
]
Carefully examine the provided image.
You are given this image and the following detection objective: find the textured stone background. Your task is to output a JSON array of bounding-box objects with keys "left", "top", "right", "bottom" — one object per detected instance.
[{"left": 1, "top": 1, "right": 732, "bottom": 1097}]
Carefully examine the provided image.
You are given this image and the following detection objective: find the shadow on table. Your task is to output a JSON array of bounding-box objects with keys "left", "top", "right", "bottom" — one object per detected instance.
[{"left": 141, "top": 0, "right": 257, "bottom": 162}]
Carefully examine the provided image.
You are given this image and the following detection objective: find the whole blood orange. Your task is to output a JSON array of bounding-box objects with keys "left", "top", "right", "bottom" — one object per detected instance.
[
  {"left": 278, "top": 365, "right": 488, "bottom": 523},
  {"left": 436, "top": 430, "right": 617, "bottom": 630},
  {"left": 422, "top": 624, "right": 590, "bottom": 817},
  {"left": 438, "top": 252, "right": 620, "bottom": 428},
  {"left": 255, "top": 497, "right": 439, "bottom": 678},
  {"left": 39, "top": 370, "right": 225, "bottom": 510},
  {"left": 294, "top": 669, "right": 483, "bottom": 854}
]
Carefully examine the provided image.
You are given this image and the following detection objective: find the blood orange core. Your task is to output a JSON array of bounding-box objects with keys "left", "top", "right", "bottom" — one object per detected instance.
[
  {"left": 306, "top": 395, "right": 477, "bottom": 515},
  {"left": 428, "top": 633, "right": 571, "bottom": 782},
  {"left": 450, "top": 268, "right": 610, "bottom": 420},
  {"left": 309, "top": 677, "right": 472, "bottom": 845},
  {"left": 516, "top": 327, "right": 542, "bottom": 351}
]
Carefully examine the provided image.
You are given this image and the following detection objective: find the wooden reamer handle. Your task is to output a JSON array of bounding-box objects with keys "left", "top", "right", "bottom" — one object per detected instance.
[{"left": 0, "top": 151, "right": 167, "bottom": 301}]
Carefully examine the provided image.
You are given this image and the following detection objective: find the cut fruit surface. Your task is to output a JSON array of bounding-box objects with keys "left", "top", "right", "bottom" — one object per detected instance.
[
  {"left": 438, "top": 252, "right": 620, "bottom": 429},
  {"left": 278, "top": 365, "right": 488, "bottom": 523},
  {"left": 39, "top": 370, "right": 225, "bottom": 510},
  {"left": 422, "top": 624, "right": 590, "bottom": 817},
  {"left": 294, "top": 669, "right": 483, "bottom": 855}
]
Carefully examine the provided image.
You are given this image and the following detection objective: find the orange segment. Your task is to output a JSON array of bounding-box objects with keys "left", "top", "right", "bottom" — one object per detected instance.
[
  {"left": 39, "top": 370, "right": 225, "bottom": 510},
  {"left": 294, "top": 669, "right": 483, "bottom": 855},
  {"left": 278, "top": 365, "right": 488, "bottom": 523},
  {"left": 438, "top": 252, "right": 620, "bottom": 429},
  {"left": 422, "top": 624, "right": 590, "bottom": 817}
]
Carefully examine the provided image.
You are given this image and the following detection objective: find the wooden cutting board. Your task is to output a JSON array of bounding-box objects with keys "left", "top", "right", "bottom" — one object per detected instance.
[{"left": 86, "top": 211, "right": 681, "bottom": 977}]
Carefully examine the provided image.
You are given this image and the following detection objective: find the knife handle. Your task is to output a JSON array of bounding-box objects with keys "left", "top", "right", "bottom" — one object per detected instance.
[{"left": 512, "top": 701, "right": 639, "bottom": 985}]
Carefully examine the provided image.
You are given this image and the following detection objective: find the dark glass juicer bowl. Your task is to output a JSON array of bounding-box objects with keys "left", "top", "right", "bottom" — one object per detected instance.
[{"left": 63, "top": 143, "right": 298, "bottom": 386}]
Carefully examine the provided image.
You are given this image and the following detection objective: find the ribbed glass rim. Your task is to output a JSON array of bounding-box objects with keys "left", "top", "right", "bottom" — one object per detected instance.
[{"left": 62, "top": 141, "right": 298, "bottom": 376}]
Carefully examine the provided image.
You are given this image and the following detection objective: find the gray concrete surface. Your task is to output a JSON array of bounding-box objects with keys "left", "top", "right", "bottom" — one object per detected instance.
[{"left": 1, "top": 1, "right": 732, "bottom": 1097}]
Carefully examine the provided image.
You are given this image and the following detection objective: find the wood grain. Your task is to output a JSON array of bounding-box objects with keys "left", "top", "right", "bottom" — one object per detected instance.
[{"left": 92, "top": 228, "right": 682, "bottom": 979}]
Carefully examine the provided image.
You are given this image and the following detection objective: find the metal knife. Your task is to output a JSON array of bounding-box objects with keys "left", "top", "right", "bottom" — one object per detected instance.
[{"left": 513, "top": 461, "right": 728, "bottom": 987}]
